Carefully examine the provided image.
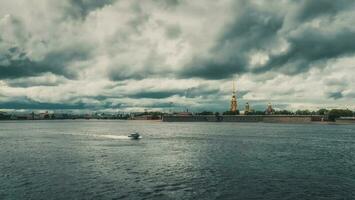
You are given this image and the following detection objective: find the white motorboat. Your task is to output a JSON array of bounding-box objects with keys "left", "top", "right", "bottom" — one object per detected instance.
[{"left": 128, "top": 132, "right": 140, "bottom": 139}]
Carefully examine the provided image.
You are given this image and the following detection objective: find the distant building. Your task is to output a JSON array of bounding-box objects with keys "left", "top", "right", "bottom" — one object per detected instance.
[
  {"left": 39, "top": 111, "right": 50, "bottom": 119},
  {"left": 132, "top": 115, "right": 153, "bottom": 120},
  {"left": 265, "top": 103, "right": 274, "bottom": 115},
  {"left": 10, "top": 114, "right": 28, "bottom": 120},
  {"left": 132, "top": 114, "right": 162, "bottom": 120},
  {"left": 0, "top": 111, "right": 11, "bottom": 120},
  {"left": 230, "top": 80, "right": 238, "bottom": 112},
  {"left": 175, "top": 112, "right": 193, "bottom": 116},
  {"left": 244, "top": 102, "right": 250, "bottom": 114}
]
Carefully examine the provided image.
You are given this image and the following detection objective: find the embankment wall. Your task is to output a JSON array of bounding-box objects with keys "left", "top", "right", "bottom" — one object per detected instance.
[{"left": 162, "top": 115, "right": 322, "bottom": 123}]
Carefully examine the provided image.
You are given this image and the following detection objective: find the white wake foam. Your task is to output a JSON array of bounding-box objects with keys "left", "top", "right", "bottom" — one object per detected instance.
[{"left": 92, "top": 134, "right": 129, "bottom": 139}]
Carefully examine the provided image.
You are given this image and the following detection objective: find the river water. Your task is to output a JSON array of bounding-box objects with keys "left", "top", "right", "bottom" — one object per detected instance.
[{"left": 0, "top": 120, "right": 354, "bottom": 199}]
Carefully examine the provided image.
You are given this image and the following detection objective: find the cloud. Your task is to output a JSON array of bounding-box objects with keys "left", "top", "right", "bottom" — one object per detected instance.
[
  {"left": 128, "top": 85, "right": 219, "bottom": 99},
  {"left": 257, "top": 26, "right": 355, "bottom": 74},
  {"left": 0, "top": 12, "right": 94, "bottom": 79},
  {"left": 64, "top": 0, "right": 117, "bottom": 20},
  {"left": 0, "top": 0, "right": 354, "bottom": 111},
  {"left": 0, "top": 46, "right": 91, "bottom": 79},
  {"left": 0, "top": 98, "right": 88, "bottom": 110},
  {"left": 295, "top": 0, "right": 355, "bottom": 22},
  {"left": 165, "top": 24, "right": 182, "bottom": 39},
  {"left": 5, "top": 73, "right": 67, "bottom": 88},
  {"left": 179, "top": 1, "right": 284, "bottom": 79},
  {"left": 327, "top": 91, "right": 343, "bottom": 100},
  {"left": 179, "top": 0, "right": 355, "bottom": 79}
]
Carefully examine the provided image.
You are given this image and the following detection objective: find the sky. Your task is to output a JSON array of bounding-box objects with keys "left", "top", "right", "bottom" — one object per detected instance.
[{"left": 0, "top": 0, "right": 354, "bottom": 113}]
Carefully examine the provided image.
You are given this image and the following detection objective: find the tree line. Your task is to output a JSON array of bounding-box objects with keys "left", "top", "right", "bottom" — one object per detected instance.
[{"left": 195, "top": 109, "right": 354, "bottom": 121}]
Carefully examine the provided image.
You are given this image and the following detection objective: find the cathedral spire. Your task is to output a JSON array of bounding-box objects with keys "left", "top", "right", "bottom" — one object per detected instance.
[{"left": 230, "top": 80, "right": 238, "bottom": 112}]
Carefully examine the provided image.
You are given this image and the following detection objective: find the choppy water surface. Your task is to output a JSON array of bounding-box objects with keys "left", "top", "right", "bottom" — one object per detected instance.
[{"left": 0, "top": 120, "right": 355, "bottom": 200}]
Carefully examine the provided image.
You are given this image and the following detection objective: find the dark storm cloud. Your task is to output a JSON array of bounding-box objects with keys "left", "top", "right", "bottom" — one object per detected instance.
[
  {"left": 180, "top": 0, "right": 355, "bottom": 79},
  {"left": 129, "top": 85, "right": 219, "bottom": 99},
  {"left": 255, "top": 28, "right": 355, "bottom": 74},
  {"left": 65, "top": 0, "right": 117, "bottom": 20},
  {"left": 180, "top": 56, "right": 247, "bottom": 80},
  {"left": 0, "top": 45, "right": 91, "bottom": 79},
  {"left": 295, "top": 0, "right": 355, "bottom": 22},
  {"left": 0, "top": 98, "right": 88, "bottom": 110},
  {"left": 153, "top": 0, "right": 180, "bottom": 8},
  {"left": 0, "top": 0, "right": 354, "bottom": 111},
  {"left": 0, "top": 55, "right": 61, "bottom": 79},
  {"left": 108, "top": 68, "right": 148, "bottom": 81},
  {"left": 0, "top": 97, "right": 124, "bottom": 110},
  {"left": 180, "top": 2, "right": 283, "bottom": 79},
  {"left": 5, "top": 77, "right": 65, "bottom": 88},
  {"left": 144, "top": 102, "right": 177, "bottom": 109},
  {"left": 5, "top": 0, "right": 353, "bottom": 82},
  {"left": 0, "top": 12, "right": 93, "bottom": 80},
  {"left": 237, "top": 90, "right": 249, "bottom": 99},
  {"left": 327, "top": 91, "right": 343, "bottom": 100},
  {"left": 108, "top": 50, "right": 170, "bottom": 81},
  {"left": 129, "top": 91, "right": 179, "bottom": 99}
]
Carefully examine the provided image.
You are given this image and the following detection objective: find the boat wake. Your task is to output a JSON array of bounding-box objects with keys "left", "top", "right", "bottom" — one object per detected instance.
[
  {"left": 64, "top": 132, "right": 140, "bottom": 140},
  {"left": 92, "top": 134, "right": 130, "bottom": 139}
]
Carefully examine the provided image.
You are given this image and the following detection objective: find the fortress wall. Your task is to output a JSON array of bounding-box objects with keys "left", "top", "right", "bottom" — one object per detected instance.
[
  {"left": 162, "top": 115, "right": 217, "bottom": 122},
  {"left": 163, "top": 115, "right": 320, "bottom": 123},
  {"left": 262, "top": 116, "right": 313, "bottom": 123},
  {"left": 222, "top": 115, "right": 263, "bottom": 122}
]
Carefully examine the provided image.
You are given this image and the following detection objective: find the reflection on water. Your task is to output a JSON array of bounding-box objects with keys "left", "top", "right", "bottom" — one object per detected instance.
[{"left": 0, "top": 120, "right": 355, "bottom": 200}]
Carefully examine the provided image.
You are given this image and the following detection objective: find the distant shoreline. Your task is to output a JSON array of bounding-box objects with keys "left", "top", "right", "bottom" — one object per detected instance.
[{"left": 0, "top": 119, "right": 354, "bottom": 125}]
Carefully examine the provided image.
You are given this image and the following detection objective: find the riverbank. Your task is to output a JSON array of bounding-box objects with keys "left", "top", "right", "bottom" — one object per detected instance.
[{"left": 162, "top": 115, "right": 324, "bottom": 123}]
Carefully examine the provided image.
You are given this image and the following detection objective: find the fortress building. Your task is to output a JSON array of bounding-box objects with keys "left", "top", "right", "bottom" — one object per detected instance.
[
  {"left": 230, "top": 81, "right": 238, "bottom": 112},
  {"left": 245, "top": 102, "right": 250, "bottom": 114},
  {"left": 265, "top": 103, "right": 274, "bottom": 115}
]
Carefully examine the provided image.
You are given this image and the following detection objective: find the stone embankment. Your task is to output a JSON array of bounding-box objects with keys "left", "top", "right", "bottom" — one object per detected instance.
[{"left": 162, "top": 115, "right": 323, "bottom": 123}]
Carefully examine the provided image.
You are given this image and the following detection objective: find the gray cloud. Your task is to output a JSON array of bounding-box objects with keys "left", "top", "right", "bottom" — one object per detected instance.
[
  {"left": 154, "top": 0, "right": 180, "bottom": 8},
  {"left": 0, "top": 12, "right": 93, "bottom": 80},
  {"left": 129, "top": 86, "right": 219, "bottom": 99},
  {"left": 180, "top": 1, "right": 283, "bottom": 79},
  {"left": 0, "top": 100, "right": 87, "bottom": 110},
  {"left": 180, "top": 0, "right": 355, "bottom": 79},
  {"left": 5, "top": 75, "right": 66, "bottom": 88},
  {"left": 165, "top": 24, "right": 181, "bottom": 39},
  {"left": 295, "top": 0, "right": 355, "bottom": 22},
  {"left": 0, "top": 46, "right": 91, "bottom": 79},
  {"left": 327, "top": 91, "right": 343, "bottom": 100},
  {"left": 64, "top": 0, "right": 117, "bottom": 20},
  {"left": 324, "top": 78, "right": 347, "bottom": 87},
  {"left": 256, "top": 28, "right": 355, "bottom": 74},
  {"left": 129, "top": 91, "right": 179, "bottom": 99},
  {"left": 0, "top": 0, "right": 354, "bottom": 111}
]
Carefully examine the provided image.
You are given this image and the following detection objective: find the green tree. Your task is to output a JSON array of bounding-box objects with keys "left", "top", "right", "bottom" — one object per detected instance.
[
  {"left": 295, "top": 110, "right": 311, "bottom": 115},
  {"left": 275, "top": 110, "right": 294, "bottom": 115},
  {"left": 317, "top": 109, "right": 329, "bottom": 115},
  {"left": 328, "top": 109, "right": 353, "bottom": 121},
  {"left": 198, "top": 111, "right": 214, "bottom": 115},
  {"left": 223, "top": 110, "right": 240, "bottom": 115}
]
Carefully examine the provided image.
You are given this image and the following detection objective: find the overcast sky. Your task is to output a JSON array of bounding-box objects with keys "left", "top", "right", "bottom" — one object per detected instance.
[{"left": 0, "top": 0, "right": 354, "bottom": 112}]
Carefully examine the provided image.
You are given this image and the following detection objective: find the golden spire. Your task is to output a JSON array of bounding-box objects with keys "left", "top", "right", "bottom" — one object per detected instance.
[{"left": 230, "top": 80, "right": 238, "bottom": 112}]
